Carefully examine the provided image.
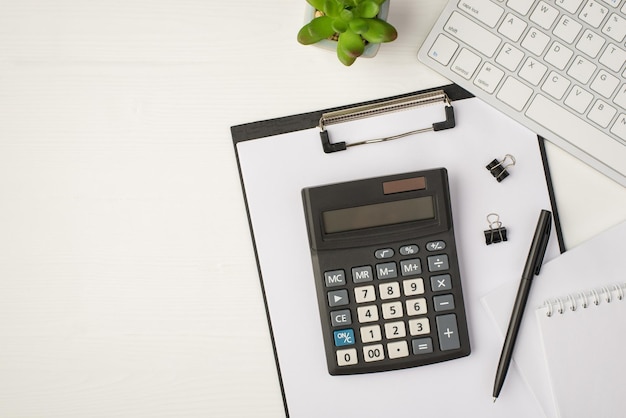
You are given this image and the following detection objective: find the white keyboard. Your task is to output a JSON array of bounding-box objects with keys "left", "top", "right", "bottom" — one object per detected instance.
[{"left": 418, "top": 0, "right": 626, "bottom": 187}]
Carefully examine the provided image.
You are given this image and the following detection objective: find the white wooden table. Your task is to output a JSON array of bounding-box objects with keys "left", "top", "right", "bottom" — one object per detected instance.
[{"left": 0, "top": 1, "right": 624, "bottom": 417}]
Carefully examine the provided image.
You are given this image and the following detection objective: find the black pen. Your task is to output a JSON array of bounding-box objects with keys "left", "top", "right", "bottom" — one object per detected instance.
[{"left": 492, "top": 209, "right": 552, "bottom": 402}]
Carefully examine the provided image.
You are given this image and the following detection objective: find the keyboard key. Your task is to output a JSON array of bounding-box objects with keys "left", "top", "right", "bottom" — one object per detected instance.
[
  {"left": 457, "top": 0, "right": 504, "bottom": 27},
  {"left": 545, "top": 41, "right": 574, "bottom": 70},
  {"left": 444, "top": 11, "right": 501, "bottom": 57},
  {"left": 567, "top": 55, "right": 597, "bottom": 83},
  {"left": 588, "top": 100, "right": 617, "bottom": 128},
  {"left": 576, "top": 29, "right": 606, "bottom": 57},
  {"left": 530, "top": 1, "right": 559, "bottom": 29},
  {"left": 590, "top": 70, "right": 620, "bottom": 98},
  {"left": 474, "top": 62, "right": 505, "bottom": 93},
  {"left": 542, "top": 71, "right": 571, "bottom": 100},
  {"left": 354, "top": 285, "right": 376, "bottom": 303},
  {"left": 556, "top": 0, "right": 585, "bottom": 13},
  {"left": 428, "top": 34, "right": 459, "bottom": 66},
  {"left": 602, "top": 13, "right": 626, "bottom": 43},
  {"left": 610, "top": 114, "right": 626, "bottom": 141},
  {"left": 507, "top": 0, "right": 535, "bottom": 15},
  {"left": 496, "top": 43, "right": 525, "bottom": 71},
  {"left": 497, "top": 76, "right": 534, "bottom": 110},
  {"left": 553, "top": 15, "right": 583, "bottom": 44},
  {"left": 381, "top": 301, "right": 403, "bottom": 319},
  {"left": 614, "top": 85, "right": 626, "bottom": 109},
  {"left": 519, "top": 57, "right": 548, "bottom": 85},
  {"left": 452, "top": 48, "right": 482, "bottom": 79},
  {"left": 564, "top": 86, "right": 594, "bottom": 113},
  {"left": 498, "top": 13, "right": 527, "bottom": 42},
  {"left": 526, "top": 94, "right": 626, "bottom": 176},
  {"left": 522, "top": 27, "right": 551, "bottom": 55},
  {"left": 599, "top": 44, "right": 626, "bottom": 72},
  {"left": 579, "top": 1, "right": 609, "bottom": 28}
]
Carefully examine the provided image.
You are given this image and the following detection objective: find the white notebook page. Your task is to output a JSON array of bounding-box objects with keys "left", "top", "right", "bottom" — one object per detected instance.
[{"left": 536, "top": 284, "right": 626, "bottom": 418}]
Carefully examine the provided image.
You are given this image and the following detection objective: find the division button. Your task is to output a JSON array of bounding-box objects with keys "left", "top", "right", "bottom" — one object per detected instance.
[{"left": 427, "top": 254, "right": 449, "bottom": 272}]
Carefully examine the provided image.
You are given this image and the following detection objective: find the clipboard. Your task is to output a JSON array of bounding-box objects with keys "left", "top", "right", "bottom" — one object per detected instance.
[{"left": 232, "top": 84, "right": 564, "bottom": 418}]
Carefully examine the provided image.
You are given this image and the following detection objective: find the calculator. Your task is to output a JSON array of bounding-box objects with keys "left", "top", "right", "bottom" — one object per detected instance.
[{"left": 302, "top": 168, "right": 470, "bottom": 375}]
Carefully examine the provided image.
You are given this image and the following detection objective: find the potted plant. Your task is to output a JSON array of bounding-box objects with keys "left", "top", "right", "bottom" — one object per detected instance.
[{"left": 297, "top": 0, "right": 398, "bottom": 66}]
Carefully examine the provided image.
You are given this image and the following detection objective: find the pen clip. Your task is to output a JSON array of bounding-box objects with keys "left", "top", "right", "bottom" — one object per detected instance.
[{"left": 532, "top": 211, "right": 552, "bottom": 275}]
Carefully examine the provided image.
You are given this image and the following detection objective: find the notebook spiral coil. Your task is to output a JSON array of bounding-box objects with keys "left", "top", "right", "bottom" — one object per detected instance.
[{"left": 542, "top": 283, "right": 625, "bottom": 317}]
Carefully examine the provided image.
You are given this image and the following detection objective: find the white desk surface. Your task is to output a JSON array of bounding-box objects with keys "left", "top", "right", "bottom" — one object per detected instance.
[{"left": 0, "top": 1, "right": 624, "bottom": 417}]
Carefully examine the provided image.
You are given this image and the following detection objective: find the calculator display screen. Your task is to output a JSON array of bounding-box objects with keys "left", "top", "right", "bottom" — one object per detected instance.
[{"left": 322, "top": 196, "right": 435, "bottom": 234}]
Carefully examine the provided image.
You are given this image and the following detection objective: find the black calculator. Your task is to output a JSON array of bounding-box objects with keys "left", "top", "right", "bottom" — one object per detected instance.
[{"left": 302, "top": 168, "right": 470, "bottom": 375}]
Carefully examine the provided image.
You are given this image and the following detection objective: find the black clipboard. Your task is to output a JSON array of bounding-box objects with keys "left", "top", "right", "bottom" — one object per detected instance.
[{"left": 231, "top": 84, "right": 564, "bottom": 418}]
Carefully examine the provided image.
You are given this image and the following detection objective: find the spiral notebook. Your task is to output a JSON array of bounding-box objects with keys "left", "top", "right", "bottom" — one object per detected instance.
[
  {"left": 482, "top": 221, "right": 626, "bottom": 418},
  {"left": 536, "top": 283, "right": 625, "bottom": 418}
]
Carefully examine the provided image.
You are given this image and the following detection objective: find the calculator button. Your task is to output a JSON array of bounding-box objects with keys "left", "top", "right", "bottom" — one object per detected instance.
[
  {"left": 400, "top": 258, "right": 422, "bottom": 276},
  {"left": 360, "top": 324, "right": 382, "bottom": 343},
  {"left": 330, "top": 309, "right": 352, "bottom": 327},
  {"left": 406, "top": 298, "right": 428, "bottom": 316},
  {"left": 436, "top": 314, "right": 461, "bottom": 351},
  {"left": 328, "top": 289, "right": 349, "bottom": 307},
  {"left": 363, "top": 344, "right": 385, "bottom": 362},
  {"left": 352, "top": 266, "right": 373, "bottom": 283},
  {"left": 379, "top": 282, "right": 401, "bottom": 300},
  {"left": 333, "top": 329, "right": 355, "bottom": 347},
  {"left": 381, "top": 301, "right": 403, "bottom": 319},
  {"left": 324, "top": 270, "right": 346, "bottom": 287},
  {"left": 427, "top": 254, "right": 449, "bottom": 272},
  {"left": 387, "top": 341, "right": 410, "bottom": 359},
  {"left": 412, "top": 337, "right": 434, "bottom": 354},
  {"left": 430, "top": 274, "right": 452, "bottom": 291},
  {"left": 403, "top": 278, "right": 425, "bottom": 296},
  {"left": 376, "top": 262, "right": 398, "bottom": 279},
  {"left": 357, "top": 305, "right": 379, "bottom": 323},
  {"left": 336, "top": 348, "right": 358, "bottom": 366},
  {"left": 426, "top": 240, "right": 446, "bottom": 251},
  {"left": 399, "top": 244, "right": 419, "bottom": 255},
  {"left": 354, "top": 285, "right": 376, "bottom": 303},
  {"left": 433, "top": 294, "right": 455, "bottom": 312},
  {"left": 384, "top": 321, "right": 406, "bottom": 339},
  {"left": 408, "top": 317, "right": 431, "bottom": 336},
  {"left": 375, "top": 248, "right": 395, "bottom": 259}
]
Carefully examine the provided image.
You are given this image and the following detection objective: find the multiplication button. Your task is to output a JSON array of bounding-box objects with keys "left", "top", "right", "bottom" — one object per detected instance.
[{"left": 430, "top": 274, "right": 452, "bottom": 291}]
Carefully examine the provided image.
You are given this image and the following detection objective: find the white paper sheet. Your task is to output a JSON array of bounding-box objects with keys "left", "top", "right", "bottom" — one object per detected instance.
[{"left": 237, "top": 98, "right": 560, "bottom": 417}]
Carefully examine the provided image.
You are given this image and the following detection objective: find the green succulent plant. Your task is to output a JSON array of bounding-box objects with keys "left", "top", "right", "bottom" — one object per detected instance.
[{"left": 297, "top": 0, "right": 398, "bottom": 66}]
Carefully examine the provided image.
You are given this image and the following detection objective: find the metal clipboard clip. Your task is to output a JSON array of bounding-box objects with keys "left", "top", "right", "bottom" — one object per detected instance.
[{"left": 318, "top": 89, "right": 456, "bottom": 153}]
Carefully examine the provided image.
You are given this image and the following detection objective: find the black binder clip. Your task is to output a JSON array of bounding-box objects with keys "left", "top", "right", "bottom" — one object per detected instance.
[
  {"left": 484, "top": 213, "right": 508, "bottom": 245},
  {"left": 486, "top": 154, "right": 515, "bottom": 182}
]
